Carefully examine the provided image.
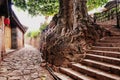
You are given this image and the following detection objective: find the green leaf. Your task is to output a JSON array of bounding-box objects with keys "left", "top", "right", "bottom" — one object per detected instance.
[{"left": 13, "top": 0, "right": 109, "bottom": 16}]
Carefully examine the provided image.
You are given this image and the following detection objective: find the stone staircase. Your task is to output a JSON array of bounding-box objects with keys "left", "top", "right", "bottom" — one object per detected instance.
[{"left": 54, "top": 35, "right": 120, "bottom": 80}]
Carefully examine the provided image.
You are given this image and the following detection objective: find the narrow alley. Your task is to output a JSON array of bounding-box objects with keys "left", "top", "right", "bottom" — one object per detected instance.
[
  {"left": 0, "top": 0, "right": 120, "bottom": 80},
  {"left": 0, "top": 45, "right": 53, "bottom": 80}
]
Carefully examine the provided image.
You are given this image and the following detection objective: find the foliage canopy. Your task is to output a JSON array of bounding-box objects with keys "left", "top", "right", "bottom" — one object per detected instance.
[
  {"left": 87, "top": 0, "right": 108, "bottom": 10},
  {"left": 12, "top": 0, "right": 59, "bottom": 16},
  {"left": 26, "top": 30, "right": 40, "bottom": 38},
  {"left": 12, "top": 0, "right": 108, "bottom": 16}
]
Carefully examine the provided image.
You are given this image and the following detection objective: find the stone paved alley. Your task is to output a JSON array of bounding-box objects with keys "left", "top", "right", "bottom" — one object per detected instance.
[{"left": 0, "top": 45, "right": 53, "bottom": 80}]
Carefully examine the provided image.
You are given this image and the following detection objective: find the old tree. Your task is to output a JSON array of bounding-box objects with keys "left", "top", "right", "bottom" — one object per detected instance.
[{"left": 13, "top": 0, "right": 109, "bottom": 66}]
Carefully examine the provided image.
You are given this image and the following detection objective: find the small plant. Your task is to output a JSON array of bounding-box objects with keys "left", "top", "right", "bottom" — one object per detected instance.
[{"left": 39, "top": 23, "right": 48, "bottom": 32}]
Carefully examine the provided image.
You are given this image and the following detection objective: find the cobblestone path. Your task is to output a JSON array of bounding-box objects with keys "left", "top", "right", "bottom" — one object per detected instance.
[{"left": 0, "top": 45, "right": 53, "bottom": 80}]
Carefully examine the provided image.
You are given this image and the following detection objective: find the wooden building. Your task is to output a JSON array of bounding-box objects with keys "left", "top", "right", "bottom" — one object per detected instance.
[
  {"left": 10, "top": 11, "right": 27, "bottom": 49},
  {"left": 0, "top": 0, "right": 27, "bottom": 60}
]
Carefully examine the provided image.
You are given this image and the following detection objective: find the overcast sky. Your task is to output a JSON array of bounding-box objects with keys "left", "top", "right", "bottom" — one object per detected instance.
[{"left": 12, "top": 5, "right": 46, "bottom": 32}]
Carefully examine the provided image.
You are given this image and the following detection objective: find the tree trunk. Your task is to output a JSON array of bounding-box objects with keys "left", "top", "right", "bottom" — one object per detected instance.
[{"left": 40, "top": 0, "right": 110, "bottom": 67}]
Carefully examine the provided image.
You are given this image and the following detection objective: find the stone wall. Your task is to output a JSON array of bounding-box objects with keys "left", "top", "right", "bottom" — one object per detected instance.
[
  {"left": 17, "top": 27, "right": 24, "bottom": 49},
  {"left": 25, "top": 35, "right": 40, "bottom": 49},
  {"left": 5, "top": 25, "right": 11, "bottom": 50},
  {"left": 11, "top": 27, "right": 17, "bottom": 49}
]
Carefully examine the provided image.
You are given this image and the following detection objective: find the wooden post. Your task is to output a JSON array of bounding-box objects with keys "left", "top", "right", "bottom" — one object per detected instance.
[
  {"left": 0, "top": 16, "right": 5, "bottom": 61},
  {"left": 0, "top": 17, "right": 3, "bottom": 61}
]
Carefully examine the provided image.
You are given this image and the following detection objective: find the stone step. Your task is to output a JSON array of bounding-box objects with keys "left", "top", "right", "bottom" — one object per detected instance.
[
  {"left": 94, "top": 42, "right": 120, "bottom": 47},
  {"left": 110, "top": 33, "right": 120, "bottom": 36},
  {"left": 54, "top": 72, "right": 73, "bottom": 80},
  {"left": 86, "top": 54, "right": 120, "bottom": 66},
  {"left": 91, "top": 46, "right": 120, "bottom": 52},
  {"left": 101, "top": 36, "right": 120, "bottom": 40},
  {"left": 71, "top": 63, "right": 120, "bottom": 80},
  {"left": 59, "top": 67, "right": 96, "bottom": 80},
  {"left": 81, "top": 59, "right": 120, "bottom": 75},
  {"left": 87, "top": 50, "right": 120, "bottom": 58},
  {"left": 99, "top": 40, "right": 120, "bottom": 43},
  {"left": 110, "top": 36, "right": 120, "bottom": 38}
]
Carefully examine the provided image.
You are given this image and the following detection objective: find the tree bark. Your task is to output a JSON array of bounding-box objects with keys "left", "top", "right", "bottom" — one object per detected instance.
[{"left": 40, "top": 0, "right": 110, "bottom": 67}]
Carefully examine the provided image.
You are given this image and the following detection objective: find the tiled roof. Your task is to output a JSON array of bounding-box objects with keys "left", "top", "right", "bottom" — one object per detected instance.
[{"left": 11, "top": 10, "right": 27, "bottom": 33}]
